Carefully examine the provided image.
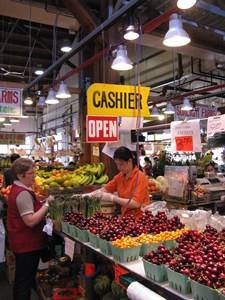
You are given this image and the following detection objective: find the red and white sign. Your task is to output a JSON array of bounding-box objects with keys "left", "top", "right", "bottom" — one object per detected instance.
[
  {"left": 0, "top": 88, "right": 23, "bottom": 116},
  {"left": 86, "top": 115, "right": 118, "bottom": 143}
]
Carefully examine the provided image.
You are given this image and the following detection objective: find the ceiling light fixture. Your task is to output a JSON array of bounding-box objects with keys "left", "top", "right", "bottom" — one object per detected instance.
[
  {"left": 3, "top": 118, "right": 12, "bottom": 126},
  {"left": 111, "top": 45, "right": 133, "bottom": 71},
  {"left": 123, "top": 15, "right": 139, "bottom": 41},
  {"left": 10, "top": 118, "right": 20, "bottom": 123},
  {"left": 164, "top": 101, "right": 175, "bottom": 114},
  {"left": 34, "top": 67, "right": 44, "bottom": 75},
  {"left": 45, "top": 88, "right": 59, "bottom": 104},
  {"left": 56, "top": 81, "right": 71, "bottom": 98},
  {"left": 163, "top": 13, "right": 191, "bottom": 47},
  {"left": 0, "top": 117, "right": 6, "bottom": 122},
  {"left": 181, "top": 97, "right": 193, "bottom": 110},
  {"left": 158, "top": 110, "right": 165, "bottom": 120},
  {"left": 150, "top": 104, "right": 160, "bottom": 117},
  {"left": 24, "top": 96, "right": 33, "bottom": 105},
  {"left": 60, "top": 39, "right": 72, "bottom": 53},
  {"left": 36, "top": 96, "right": 47, "bottom": 108},
  {"left": 177, "top": 0, "right": 197, "bottom": 10}
]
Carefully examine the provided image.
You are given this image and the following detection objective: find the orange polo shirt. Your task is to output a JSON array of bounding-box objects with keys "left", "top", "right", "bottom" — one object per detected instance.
[{"left": 104, "top": 166, "right": 150, "bottom": 218}]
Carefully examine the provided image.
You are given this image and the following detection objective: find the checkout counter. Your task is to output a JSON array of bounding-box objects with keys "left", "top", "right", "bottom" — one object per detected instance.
[{"left": 163, "top": 166, "right": 225, "bottom": 213}]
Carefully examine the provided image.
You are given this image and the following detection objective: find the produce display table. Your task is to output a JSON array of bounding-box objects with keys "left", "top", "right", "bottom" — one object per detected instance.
[{"left": 54, "top": 230, "right": 194, "bottom": 300}]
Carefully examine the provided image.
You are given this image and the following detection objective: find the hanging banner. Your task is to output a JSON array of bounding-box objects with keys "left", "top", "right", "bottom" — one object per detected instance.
[
  {"left": 86, "top": 115, "right": 118, "bottom": 143},
  {"left": 175, "top": 105, "right": 217, "bottom": 121},
  {"left": 0, "top": 88, "right": 23, "bottom": 116},
  {"left": 207, "top": 114, "right": 225, "bottom": 138},
  {"left": 171, "top": 120, "right": 202, "bottom": 152},
  {"left": 87, "top": 83, "right": 150, "bottom": 117}
]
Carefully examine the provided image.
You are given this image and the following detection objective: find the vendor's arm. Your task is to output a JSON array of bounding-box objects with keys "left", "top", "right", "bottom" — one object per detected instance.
[{"left": 17, "top": 191, "right": 49, "bottom": 228}]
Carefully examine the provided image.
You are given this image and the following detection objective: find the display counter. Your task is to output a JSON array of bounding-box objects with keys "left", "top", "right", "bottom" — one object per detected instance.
[{"left": 54, "top": 229, "right": 194, "bottom": 300}]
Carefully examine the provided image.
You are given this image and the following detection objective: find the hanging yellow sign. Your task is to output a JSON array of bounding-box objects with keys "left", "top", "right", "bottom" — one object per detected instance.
[{"left": 87, "top": 83, "right": 150, "bottom": 117}]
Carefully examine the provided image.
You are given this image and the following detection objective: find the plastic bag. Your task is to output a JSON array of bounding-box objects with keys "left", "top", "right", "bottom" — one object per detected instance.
[
  {"left": 142, "top": 201, "right": 169, "bottom": 216},
  {"left": 0, "top": 219, "right": 5, "bottom": 262}
]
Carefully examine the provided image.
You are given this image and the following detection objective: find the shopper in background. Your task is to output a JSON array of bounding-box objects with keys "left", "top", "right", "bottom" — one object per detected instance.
[
  {"left": 143, "top": 156, "right": 153, "bottom": 176},
  {"left": 204, "top": 161, "right": 217, "bottom": 173},
  {"left": 3, "top": 153, "right": 20, "bottom": 188},
  {"left": 90, "top": 146, "right": 150, "bottom": 218},
  {"left": 7, "top": 158, "right": 54, "bottom": 300}
]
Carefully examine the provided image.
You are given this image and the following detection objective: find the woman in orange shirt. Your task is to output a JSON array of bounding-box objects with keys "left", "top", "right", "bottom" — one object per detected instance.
[{"left": 93, "top": 146, "right": 150, "bottom": 218}]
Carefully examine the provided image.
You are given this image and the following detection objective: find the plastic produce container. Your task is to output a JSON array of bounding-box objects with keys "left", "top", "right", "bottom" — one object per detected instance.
[{"left": 143, "top": 259, "right": 167, "bottom": 282}]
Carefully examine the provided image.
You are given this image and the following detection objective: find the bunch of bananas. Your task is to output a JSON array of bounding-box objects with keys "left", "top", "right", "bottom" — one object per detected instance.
[
  {"left": 72, "top": 162, "right": 109, "bottom": 186},
  {"left": 0, "top": 156, "right": 12, "bottom": 167}
]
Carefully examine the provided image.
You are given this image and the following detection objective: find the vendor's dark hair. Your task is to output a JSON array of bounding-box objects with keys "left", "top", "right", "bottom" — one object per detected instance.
[
  {"left": 10, "top": 153, "right": 20, "bottom": 163},
  {"left": 144, "top": 156, "right": 151, "bottom": 163},
  {"left": 113, "top": 146, "right": 136, "bottom": 166}
]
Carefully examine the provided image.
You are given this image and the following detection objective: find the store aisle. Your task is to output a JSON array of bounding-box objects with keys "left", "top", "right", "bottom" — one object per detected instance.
[
  {"left": 0, "top": 263, "right": 13, "bottom": 299},
  {"left": 0, "top": 263, "right": 42, "bottom": 300}
]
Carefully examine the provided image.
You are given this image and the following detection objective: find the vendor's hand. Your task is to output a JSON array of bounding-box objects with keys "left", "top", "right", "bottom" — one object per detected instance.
[{"left": 98, "top": 191, "right": 114, "bottom": 202}]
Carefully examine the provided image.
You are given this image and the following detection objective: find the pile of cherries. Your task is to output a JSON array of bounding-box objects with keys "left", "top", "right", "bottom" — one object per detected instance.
[{"left": 143, "top": 245, "right": 174, "bottom": 265}]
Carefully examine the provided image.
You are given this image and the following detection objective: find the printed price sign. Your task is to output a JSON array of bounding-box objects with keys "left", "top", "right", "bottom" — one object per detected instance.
[
  {"left": 171, "top": 120, "right": 202, "bottom": 152},
  {"left": 114, "top": 264, "right": 128, "bottom": 288},
  {"left": 207, "top": 115, "right": 225, "bottom": 138},
  {"left": 175, "top": 136, "right": 193, "bottom": 151}
]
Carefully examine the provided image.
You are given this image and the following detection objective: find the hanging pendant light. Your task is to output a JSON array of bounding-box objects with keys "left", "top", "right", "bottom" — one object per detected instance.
[
  {"left": 60, "top": 39, "right": 72, "bottom": 52},
  {"left": 24, "top": 96, "right": 33, "bottom": 105},
  {"left": 164, "top": 101, "right": 175, "bottom": 114},
  {"left": 163, "top": 14, "right": 191, "bottom": 47},
  {"left": 177, "top": 0, "right": 197, "bottom": 10},
  {"left": 56, "top": 81, "right": 71, "bottom": 98},
  {"left": 36, "top": 96, "right": 47, "bottom": 108},
  {"left": 0, "top": 117, "right": 6, "bottom": 122},
  {"left": 111, "top": 45, "right": 133, "bottom": 71},
  {"left": 158, "top": 110, "right": 165, "bottom": 120},
  {"left": 124, "top": 15, "right": 139, "bottom": 41},
  {"left": 3, "top": 118, "right": 12, "bottom": 126},
  {"left": 45, "top": 88, "right": 59, "bottom": 104},
  {"left": 150, "top": 104, "right": 160, "bottom": 117},
  {"left": 10, "top": 117, "right": 20, "bottom": 123},
  {"left": 181, "top": 97, "right": 193, "bottom": 110}
]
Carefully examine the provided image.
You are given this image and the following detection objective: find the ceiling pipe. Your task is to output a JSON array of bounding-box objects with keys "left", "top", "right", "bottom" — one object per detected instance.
[
  {"left": 24, "top": 0, "right": 147, "bottom": 92},
  {"left": 25, "top": 5, "right": 179, "bottom": 92},
  {"left": 191, "top": 57, "right": 225, "bottom": 81},
  {"left": 149, "top": 82, "right": 225, "bottom": 105}
]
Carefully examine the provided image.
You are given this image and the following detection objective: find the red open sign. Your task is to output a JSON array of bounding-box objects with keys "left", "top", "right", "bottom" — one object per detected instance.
[{"left": 86, "top": 115, "right": 118, "bottom": 143}]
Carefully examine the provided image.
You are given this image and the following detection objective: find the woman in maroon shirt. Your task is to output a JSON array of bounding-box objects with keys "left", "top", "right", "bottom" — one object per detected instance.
[{"left": 7, "top": 158, "right": 53, "bottom": 300}]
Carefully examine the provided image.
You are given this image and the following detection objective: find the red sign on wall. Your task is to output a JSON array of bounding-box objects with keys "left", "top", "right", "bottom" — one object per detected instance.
[{"left": 86, "top": 115, "right": 118, "bottom": 143}]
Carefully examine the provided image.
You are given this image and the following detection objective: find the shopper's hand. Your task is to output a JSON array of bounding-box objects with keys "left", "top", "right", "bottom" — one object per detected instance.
[{"left": 46, "top": 195, "right": 54, "bottom": 202}]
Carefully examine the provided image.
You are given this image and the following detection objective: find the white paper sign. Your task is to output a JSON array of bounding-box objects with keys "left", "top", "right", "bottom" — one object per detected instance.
[
  {"left": 171, "top": 120, "right": 202, "bottom": 152},
  {"left": 64, "top": 237, "right": 75, "bottom": 260},
  {"left": 207, "top": 115, "right": 225, "bottom": 138}
]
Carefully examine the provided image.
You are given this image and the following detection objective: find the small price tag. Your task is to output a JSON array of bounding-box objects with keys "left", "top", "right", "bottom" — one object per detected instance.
[{"left": 175, "top": 135, "right": 193, "bottom": 151}]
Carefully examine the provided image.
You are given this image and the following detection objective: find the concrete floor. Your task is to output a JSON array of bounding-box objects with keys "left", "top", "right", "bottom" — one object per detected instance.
[
  {"left": 0, "top": 263, "right": 41, "bottom": 300},
  {"left": 0, "top": 263, "right": 13, "bottom": 300}
]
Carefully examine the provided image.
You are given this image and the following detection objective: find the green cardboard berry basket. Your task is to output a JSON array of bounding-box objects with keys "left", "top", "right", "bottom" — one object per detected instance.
[
  {"left": 139, "top": 242, "right": 162, "bottom": 256},
  {"left": 110, "top": 243, "right": 142, "bottom": 263},
  {"left": 190, "top": 279, "right": 220, "bottom": 300},
  {"left": 68, "top": 224, "right": 77, "bottom": 238},
  {"left": 88, "top": 231, "right": 99, "bottom": 248},
  {"left": 61, "top": 221, "right": 69, "bottom": 234},
  {"left": 218, "top": 289, "right": 225, "bottom": 300},
  {"left": 163, "top": 239, "right": 178, "bottom": 250},
  {"left": 143, "top": 259, "right": 167, "bottom": 282},
  {"left": 76, "top": 228, "right": 89, "bottom": 242},
  {"left": 99, "top": 238, "right": 112, "bottom": 256},
  {"left": 166, "top": 266, "right": 191, "bottom": 294}
]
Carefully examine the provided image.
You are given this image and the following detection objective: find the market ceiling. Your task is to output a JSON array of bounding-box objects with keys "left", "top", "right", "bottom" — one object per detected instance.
[{"left": 1, "top": 0, "right": 225, "bottom": 114}]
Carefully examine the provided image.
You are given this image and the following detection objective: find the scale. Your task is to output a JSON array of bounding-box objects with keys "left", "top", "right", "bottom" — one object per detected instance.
[{"left": 196, "top": 178, "right": 211, "bottom": 185}]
